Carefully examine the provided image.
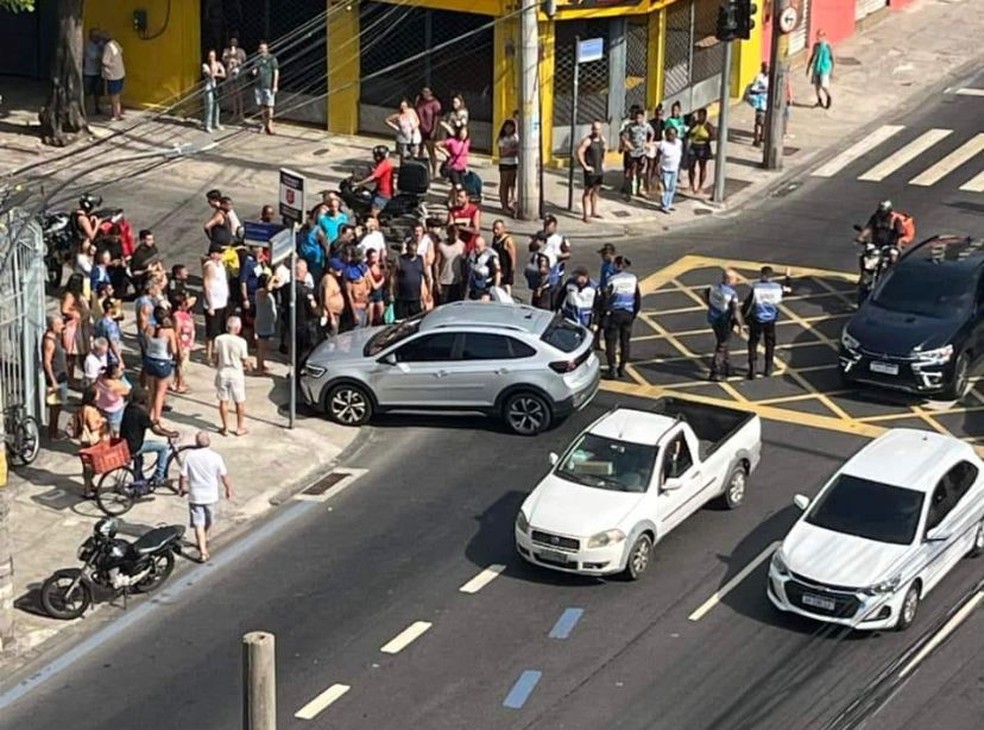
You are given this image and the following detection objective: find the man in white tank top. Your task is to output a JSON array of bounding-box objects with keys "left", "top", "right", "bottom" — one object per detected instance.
[{"left": 203, "top": 244, "right": 230, "bottom": 365}]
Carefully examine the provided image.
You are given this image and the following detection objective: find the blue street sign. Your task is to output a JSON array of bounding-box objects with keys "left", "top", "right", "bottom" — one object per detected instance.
[
  {"left": 243, "top": 221, "right": 285, "bottom": 244},
  {"left": 576, "top": 38, "right": 604, "bottom": 64}
]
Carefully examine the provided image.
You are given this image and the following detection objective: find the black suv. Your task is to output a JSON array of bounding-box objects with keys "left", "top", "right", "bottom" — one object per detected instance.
[{"left": 839, "top": 235, "right": 984, "bottom": 400}]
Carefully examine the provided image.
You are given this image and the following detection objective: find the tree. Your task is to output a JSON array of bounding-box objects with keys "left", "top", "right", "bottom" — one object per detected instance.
[{"left": 2, "top": 0, "right": 89, "bottom": 146}]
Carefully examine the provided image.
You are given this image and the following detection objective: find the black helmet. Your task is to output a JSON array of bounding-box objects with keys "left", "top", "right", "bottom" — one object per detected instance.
[
  {"left": 372, "top": 145, "right": 389, "bottom": 161},
  {"left": 94, "top": 517, "right": 118, "bottom": 538},
  {"left": 79, "top": 192, "right": 103, "bottom": 212}
]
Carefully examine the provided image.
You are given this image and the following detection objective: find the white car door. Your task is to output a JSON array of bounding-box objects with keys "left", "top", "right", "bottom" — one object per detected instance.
[
  {"left": 923, "top": 461, "right": 982, "bottom": 592},
  {"left": 372, "top": 332, "right": 460, "bottom": 407},
  {"left": 655, "top": 430, "right": 706, "bottom": 535}
]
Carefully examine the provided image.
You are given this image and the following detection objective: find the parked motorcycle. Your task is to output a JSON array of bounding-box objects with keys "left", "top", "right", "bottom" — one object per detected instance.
[
  {"left": 41, "top": 210, "right": 73, "bottom": 289},
  {"left": 853, "top": 224, "right": 900, "bottom": 304},
  {"left": 40, "top": 517, "right": 185, "bottom": 620}
]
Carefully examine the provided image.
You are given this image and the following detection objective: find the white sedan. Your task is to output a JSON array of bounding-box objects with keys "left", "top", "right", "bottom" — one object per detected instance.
[{"left": 768, "top": 429, "right": 984, "bottom": 631}]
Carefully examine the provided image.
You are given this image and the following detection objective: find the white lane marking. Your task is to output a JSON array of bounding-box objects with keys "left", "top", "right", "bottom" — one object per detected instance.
[
  {"left": 952, "top": 88, "right": 984, "bottom": 97},
  {"left": 898, "top": 590, "right": 984, "bottom": 678},
  {"left": 459, "top": 564, "right": 507, "bottom": 594},
  {"left": 294, "top": 683, "right": 351, "bottom": 720},
  {"left": 959, "top": 169, "right": 984, "bottom": 193},
  {"left": 812, "top": 125, "right": 905, "bottom": 177},
  {"left": 688, "top": 542, "right": 781, "bottom": 622},
  {"left": 857, "top": 128, "right": 953, "bottom": 181},
  {"left": 380, "top": 621, "right": 432, "bottom": 654},
  {"left": 910, "top": 133, "right": 984, "bottom": 186}
]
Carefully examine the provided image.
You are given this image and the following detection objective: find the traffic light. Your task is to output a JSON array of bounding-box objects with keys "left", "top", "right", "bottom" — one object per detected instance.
[
  {"left": 715, "top": 1, "right": 738, "bottom": 42},
  {"left": 736, "top": 0, "right": 757, "bottom": 40}
]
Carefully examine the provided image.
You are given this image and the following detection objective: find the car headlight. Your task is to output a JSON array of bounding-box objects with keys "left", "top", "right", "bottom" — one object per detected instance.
[
  {"left": 912, "top": 344, "right": 953, "bottom": 365},
  {"left": 860, "top": 575, "right": 901, "bottom": 596},
  {"left": 515, "top": 510, "right": 530, "bottom": 534},
  {"left": 770, "top": 548, "right": 790, "bottom": 576},
  {"left": 302, "top": 363, "right": 327, "bottom": 378},
  {"left": 841, "top": 329, "right": 860, "bottom": 352},
  {"left": 587, "top": 529, "right": 626, "bottom": 549}
]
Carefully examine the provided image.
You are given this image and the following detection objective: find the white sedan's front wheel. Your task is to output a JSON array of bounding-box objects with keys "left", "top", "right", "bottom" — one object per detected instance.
[
  {"left": 968, "top": 519, "right": 984, "bottom": 558},
  {"left": 896, "top": 582, "right": 920, "bottom": 631}
]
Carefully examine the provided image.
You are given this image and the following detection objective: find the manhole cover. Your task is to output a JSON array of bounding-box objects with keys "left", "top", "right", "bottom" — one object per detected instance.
[
  {"left": 611, "top": 210, "right": 632, "bottom": 218},
  {"left": 303, "top": 472, "right": 347, "bottom": 495}
]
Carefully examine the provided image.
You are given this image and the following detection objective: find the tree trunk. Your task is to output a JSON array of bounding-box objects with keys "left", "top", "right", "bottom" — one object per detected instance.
[{"left": 38, "top": 0, "right": 89, "bottom": 147}]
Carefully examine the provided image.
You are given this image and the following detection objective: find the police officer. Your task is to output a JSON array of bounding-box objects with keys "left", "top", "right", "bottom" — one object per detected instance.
[
  {"left": 705, "top": 268, "right": 744, "bottom": 381},
  {"left": 562, "top": 266, "right": 598, "bottom": 328},
  {"left": 602, "top": 256, "right": 641, "bottom": 380},
  {"left": 743, "top": 266, "right": 792, "bottom": 378}
]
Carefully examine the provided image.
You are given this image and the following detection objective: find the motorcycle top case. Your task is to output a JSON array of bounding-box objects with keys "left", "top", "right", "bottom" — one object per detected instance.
[{"left": 398, "top": 159, "right": 430, "bottom": 195}]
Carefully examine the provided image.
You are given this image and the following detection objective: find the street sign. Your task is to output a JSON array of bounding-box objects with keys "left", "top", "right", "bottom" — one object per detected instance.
[
  {"left": 779, "top": 6, "right": 798, "bottom": 34},
  {"left": 268, "top": 228, "right": 295, "bottom": 266},
  {"left": 576, "top": 38, "right": 604, "bottom": 64},
  {"left": 278, "top": 168, "right": 305, "bottom": 224},
  {"left": 242, "top": 221, "right": 285, "bottom": 246}
]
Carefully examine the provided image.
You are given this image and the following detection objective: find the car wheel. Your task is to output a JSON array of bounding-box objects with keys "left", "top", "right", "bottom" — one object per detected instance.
[
  {"left": 942, "top": 353, "right": 971, "bottom": 401},
  {"left": 326, "top": 383, "right": 373, "bottom": 426},
  {"left": 623, "top": 534, "right": 653, "bottom": 581},
  {"left": 716, "top": 465, "right": 748, "bottom": 510},
  {"left": 503, "top": 392, "right": 552, "bottom": 436},
  {"left": 896, "top": 582, "right": 920, "bottom": 631},
  {"left": 968, "top": 519, "right": 984, "bottom": 558}
]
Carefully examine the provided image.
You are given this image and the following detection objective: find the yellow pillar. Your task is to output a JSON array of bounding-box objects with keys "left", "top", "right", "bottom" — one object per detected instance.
[
  {"left": 327, "top": 1, "right": 360, "bottom": 134},
  {"left": 647, "top": 6, "right": 667, "bottom": 109},
  {"left": 493, "top": 14, "right": 520, "bottom": 161},
  {"left": 538, "top": 19, "right": 556, "bottom": 165},
  {"left": 732, "top": 1, "right": 766, "bottom": 97}
]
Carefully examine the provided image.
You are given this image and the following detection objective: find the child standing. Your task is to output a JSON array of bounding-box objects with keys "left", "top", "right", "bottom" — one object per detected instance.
[{"left": 172, "top": 293, "right": 196, "bottom": 394}]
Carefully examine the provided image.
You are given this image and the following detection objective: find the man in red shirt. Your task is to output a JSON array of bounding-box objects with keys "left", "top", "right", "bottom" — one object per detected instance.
[
  {"left": 446, "top": 187, "right": 481, "bottom": 252},
  {"left": 354, "top": 145, "right": 395, "bottom": 216}
]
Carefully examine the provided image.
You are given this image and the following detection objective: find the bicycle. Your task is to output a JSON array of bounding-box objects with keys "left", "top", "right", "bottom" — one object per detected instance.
[
  {"left": 4, "top": 404, "right": 41, "bottom": 466},
  {"left": 95, "top": 436, "right": 198, "bottom": 517}
]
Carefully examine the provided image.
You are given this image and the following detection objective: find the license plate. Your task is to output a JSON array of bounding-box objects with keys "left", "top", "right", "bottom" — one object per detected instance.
[
  {"left": 801, "top": 593, "right": 837, "bottom": 611},
  {"left": 870, "top": 361, "right": 899, "bottom": 376},
  {"left": 537, "top": 549, "right": 570, "bottom": 564}
]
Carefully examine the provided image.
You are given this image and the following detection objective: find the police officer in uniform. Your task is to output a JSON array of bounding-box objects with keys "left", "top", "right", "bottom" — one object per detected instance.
[
  {"left": 742, "top": 266, "right": 792, "bottom": 378},
  {"left": 562, "top": 266, "right": 598, "bottom": 327},
  {"left": 705, "top": 268, "right": 744, "bottom": 381},
  {"left": 602, "top": 256, "right": 641, "bottom": 380}
]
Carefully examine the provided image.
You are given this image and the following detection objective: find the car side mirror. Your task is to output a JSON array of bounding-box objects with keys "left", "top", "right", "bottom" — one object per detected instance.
[
  {"left": 662, "top": 478, "right": 682, "bottom": 492},
  {"left": 793, "top": 494, "right": 810, "bottom": 511},
  {"left": 380, "top": 353, "right": 397, "bottom": 366},
  {"left": 925, "top": 527, "right": 951, "bottom": 543},
  {"left": 548, "top": 452, "right": 559, "bottom": 466}
]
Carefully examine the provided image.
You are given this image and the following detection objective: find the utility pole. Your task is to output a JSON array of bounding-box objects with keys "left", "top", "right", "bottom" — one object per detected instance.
[
  {"left": 243, "top": 632, "right": 277, "bottom": 730},
  {"left": 764, "top": 0, "right": 792, "bottom": 170},
  {"left": 518, "top": 0, "right": 541, "bottom": 221},
  {"left": 712, "top": 39, "right": 733, "bottom": 203}
]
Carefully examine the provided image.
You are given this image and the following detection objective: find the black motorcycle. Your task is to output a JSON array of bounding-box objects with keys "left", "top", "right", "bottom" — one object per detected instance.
[
  {"left": 853, "top": 224, "right": 900, "bottom": 304},
  {"left": 40, "top": 517, "right": 185, "bottom": 620},
  {"left": 41, "top": 210, "right": 74, "bottom": 289}
]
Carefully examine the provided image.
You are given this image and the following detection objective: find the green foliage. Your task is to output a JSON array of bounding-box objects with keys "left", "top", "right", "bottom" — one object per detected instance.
[{"left": 0, "top": 0, "right": 36, "bottom": 12}]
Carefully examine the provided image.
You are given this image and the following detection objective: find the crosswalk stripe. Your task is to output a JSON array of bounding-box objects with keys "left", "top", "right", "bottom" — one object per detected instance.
[
  {"left": 812, "top": 124, "right": 905, "bottom": 178},
  {"left": 960, "top": 170, "right": 984, "bottom": 193},
  {"left": 910, "top": 133, "right": 984, "bottom": 186},
  {"left": 953, "top": 88, "right": 984, "bottom": 97},
  {"left": 857, "top": 128, "right": 953, "bottom": 181}
]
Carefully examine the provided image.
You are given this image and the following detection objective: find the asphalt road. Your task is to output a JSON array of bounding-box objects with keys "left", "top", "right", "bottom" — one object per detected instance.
[{"left": 3, "top": 68, "right": 983, "bottom": 730}]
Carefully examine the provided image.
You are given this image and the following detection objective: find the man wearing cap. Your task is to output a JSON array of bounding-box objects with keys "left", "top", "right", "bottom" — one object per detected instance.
[
  {"left": 602, "top": 256, "right": 641, "bottom": 379},
  {"left": 562, "top": 266, "right": 598, "bottom": 328},
  {"left": 705, "top": 268, "right": 745, "bottom": 381},
  {"left": 742, "top": 266, "right": 792, "bottom": 378}
]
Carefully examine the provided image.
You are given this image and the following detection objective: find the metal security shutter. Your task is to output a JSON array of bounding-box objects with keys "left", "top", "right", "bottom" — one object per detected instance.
[
  {"left": 856, "top": 0, "right": 888, "bottom": 21},
  {"left": 789, "top": 0, "right": 810, "bottom": 55}
]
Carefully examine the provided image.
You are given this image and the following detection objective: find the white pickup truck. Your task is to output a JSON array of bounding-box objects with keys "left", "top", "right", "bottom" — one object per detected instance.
[{"left": 515, "top": 399, "right": 762, "bottom": 580}]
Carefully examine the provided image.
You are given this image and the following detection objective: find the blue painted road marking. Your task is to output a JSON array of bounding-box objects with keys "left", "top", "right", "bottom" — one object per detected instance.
[
  {"left": 548, "top": 608, "right": 584, "bottom": 640},
  {"left": 503, "top": 670, "right": 543, "bottom": 709}
]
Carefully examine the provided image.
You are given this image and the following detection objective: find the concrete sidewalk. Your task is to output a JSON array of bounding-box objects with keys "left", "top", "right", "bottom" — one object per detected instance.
[{"left": 2, "top": 0, "right": 981, "bottom": 245}]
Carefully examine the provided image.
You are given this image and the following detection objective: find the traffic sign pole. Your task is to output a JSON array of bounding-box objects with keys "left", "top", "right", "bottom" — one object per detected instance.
[{"left": 278, "top": 169, "right": 305, "bottom": 430}]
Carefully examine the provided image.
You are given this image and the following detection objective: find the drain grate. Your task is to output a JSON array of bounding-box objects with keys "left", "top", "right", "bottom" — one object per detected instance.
[{"left": 303, "top": 472, "right": 347, "bottom": 496}]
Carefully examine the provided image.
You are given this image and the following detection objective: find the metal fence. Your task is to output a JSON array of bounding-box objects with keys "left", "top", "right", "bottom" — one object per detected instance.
[
  {"left": 553, "top": 19, "right": 611, "bottom": 127},
  {"left": 0, "top": 208, "right": 46, "bottom": 426},
  {"left": 625, "top": 16, "right": 649, "bottom": 116},
  {"left": 664, "top": 0, "right": 725, "bottom": 113}
]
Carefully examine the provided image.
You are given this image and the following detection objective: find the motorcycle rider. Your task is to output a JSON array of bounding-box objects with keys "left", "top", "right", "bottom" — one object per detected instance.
[
  {"left": 352, "top": 145, "right": 395, "bottom": 217},
  {"left": 857, "top": 200, "right": 904, "bottom": 247}
]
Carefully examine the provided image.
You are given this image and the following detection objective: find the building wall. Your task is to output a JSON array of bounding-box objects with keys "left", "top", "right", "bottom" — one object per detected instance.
[
  {"left": 327, "top": 1, "right": 360, "bottom": 135},
  {"left": 84, "top": 0, "right": 200, "bottom": 109},
  {"left": 808, "top": 0, "right": 856, "bottom": 47}
]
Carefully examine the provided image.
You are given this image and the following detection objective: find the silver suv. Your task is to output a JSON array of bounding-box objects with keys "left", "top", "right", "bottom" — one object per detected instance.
[{"left": 299, "top": 302, "right": 601, "bottom": 435}]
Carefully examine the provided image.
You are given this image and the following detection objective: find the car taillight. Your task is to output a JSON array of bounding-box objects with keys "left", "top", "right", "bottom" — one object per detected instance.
[{"left": 549, "top": 360, "right": 577, "bottom": 374}]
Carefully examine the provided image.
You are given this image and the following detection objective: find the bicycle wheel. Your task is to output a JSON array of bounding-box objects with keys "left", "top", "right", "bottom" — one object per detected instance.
[
  {"left": 15, "top": 416, "right": 41, "bottom": 465},
  {"left": 161, "top": 450, "right": 186, "bottom": 494},
  {"left": 96, "top": 467, "right": 137, "bottom": 516}
]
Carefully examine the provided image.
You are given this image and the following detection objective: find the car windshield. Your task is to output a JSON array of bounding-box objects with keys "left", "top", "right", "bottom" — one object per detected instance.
[
  {"left": 555, "top": 433, "right": 656, "bottom": 493},
  {"left": 871, "top": 264, "right": 975, "bottom": 319},
  {"left": 805, "top": 474, "right": 924, "bottom": 545},
  {"left": 364, "top": 313, "right": 426, "bottom": 357}
]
